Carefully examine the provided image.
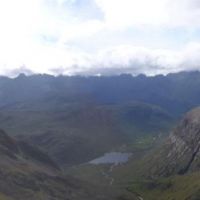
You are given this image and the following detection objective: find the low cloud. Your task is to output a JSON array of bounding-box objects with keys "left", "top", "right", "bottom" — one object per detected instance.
[
  {"left": 43, "top": 43, "right": 200, "bottom": 76},
  {"left": 6, "top": 66, "right": 34, "bottom": 77}
]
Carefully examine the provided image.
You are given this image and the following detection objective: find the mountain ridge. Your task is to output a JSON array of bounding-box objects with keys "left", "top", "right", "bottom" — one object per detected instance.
[{"left": 0, "top": 71, "right": 200, "bottom": 115}]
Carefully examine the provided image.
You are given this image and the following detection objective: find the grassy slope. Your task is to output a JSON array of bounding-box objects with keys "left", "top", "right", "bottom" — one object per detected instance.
[
  {"left": 0, "top": 194, "right": 11, "bottom": 200},
  {"left": 66, "top": 155, "right": 200, "bottom": 200},
  {"left": 0, "top": 130, "right": 129, "bottom": 200},
  {"left": 129, "top": 172, "right": 200, "bottom": 200},
  {"left": 0, "top": 102, "right": 174, "bottom": 167},
  {"left": 66, "top": 129, "right": 200, "bottom": 200},
  {"left": 0, "top": 107, "right": 126, "bottom": 166},
  {"left": 0, "top": 102, "right": 176, "bottom": 199},
  {"left": 65, "top": 118, "right": 168, "bottom": 182},
  {"left": 70, "top": 151, "right": 200, "bottom": 200}
]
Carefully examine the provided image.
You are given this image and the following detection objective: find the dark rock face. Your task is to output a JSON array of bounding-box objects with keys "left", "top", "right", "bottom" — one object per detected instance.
[
  {"left": 146, "top": 107, "right": 200, "bottom": 177},
  {"left": 168, "top": 108, "right": 200, "bottom": 175}
]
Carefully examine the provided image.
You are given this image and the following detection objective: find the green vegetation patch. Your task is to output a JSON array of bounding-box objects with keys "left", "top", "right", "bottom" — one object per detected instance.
[{"left": 129, "top": 172, "right": 200, "bottom": 200}]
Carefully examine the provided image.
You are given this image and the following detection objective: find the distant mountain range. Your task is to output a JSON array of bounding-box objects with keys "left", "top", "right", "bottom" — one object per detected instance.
[{"left": 0, "top": 71, "right": 200, "bottom": 115}]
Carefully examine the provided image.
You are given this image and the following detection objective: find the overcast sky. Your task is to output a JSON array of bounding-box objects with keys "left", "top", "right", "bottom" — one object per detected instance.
[{"left": 0, "top": 0, "right": 200, "bottom": 76}]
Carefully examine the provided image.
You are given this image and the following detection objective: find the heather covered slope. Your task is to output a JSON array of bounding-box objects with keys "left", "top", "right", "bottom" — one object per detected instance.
[
  {"left": 0, "top": 129, "right": 130, "bottom": 200},
  {"left": 129, "top": 172, "right": 200, "bottom": 200},
  {"left": 0, "top": 129, "right": 59, "bottom": 173},
  {"left": 0, "top": 102, "right": 173, "bottom": 167}
]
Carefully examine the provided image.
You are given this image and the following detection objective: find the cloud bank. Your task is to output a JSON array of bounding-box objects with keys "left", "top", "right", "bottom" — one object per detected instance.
[{"left": 0, "top": 0, "right": 200, "bottom": 76}]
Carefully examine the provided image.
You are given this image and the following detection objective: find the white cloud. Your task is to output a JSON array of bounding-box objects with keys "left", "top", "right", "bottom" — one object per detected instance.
[
  {"left": 95, "top": 0, "right": 200, "bottom": 29},
  {"left": 95, "top": 0, "right": 168, "bottom": 29},
  {"left": 11, "top": 43, "right": 193, "bottom": 77},
  {"left": 0, "top": 0, "right": 200, "bottom": 76}
]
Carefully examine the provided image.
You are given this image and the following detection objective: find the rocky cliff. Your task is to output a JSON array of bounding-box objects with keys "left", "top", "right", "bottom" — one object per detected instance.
[{"left": 144, "top": 107, "right": 200, "bottom": 177}]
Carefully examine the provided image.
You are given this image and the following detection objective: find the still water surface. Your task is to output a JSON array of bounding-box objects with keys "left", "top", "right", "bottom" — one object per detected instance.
[{"left": 89, "top": 152, "right": 132, "bottom": 165}]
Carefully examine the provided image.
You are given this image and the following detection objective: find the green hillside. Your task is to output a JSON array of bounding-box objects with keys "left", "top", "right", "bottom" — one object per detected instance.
[
  {"left": 0, "top": 102, "right": 174, "bottom": 167},
  {"left": 129, "top": 172, "right": 200, "bottom": 200}
]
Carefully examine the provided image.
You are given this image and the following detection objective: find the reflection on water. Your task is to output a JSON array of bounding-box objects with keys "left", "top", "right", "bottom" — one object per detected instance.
[{"left": 89, "top": 152, "right": 132, "bottom": 165}]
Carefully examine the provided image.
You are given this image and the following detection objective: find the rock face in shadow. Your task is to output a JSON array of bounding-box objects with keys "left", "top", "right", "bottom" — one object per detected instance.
[{"left": 144, "top": 107, "right": 200, "bottom": 177}]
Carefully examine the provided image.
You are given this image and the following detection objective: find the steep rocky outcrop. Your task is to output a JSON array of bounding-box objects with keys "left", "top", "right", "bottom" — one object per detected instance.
[{"left": 145, "top": 107, "right": 200, "bottom": 177}]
